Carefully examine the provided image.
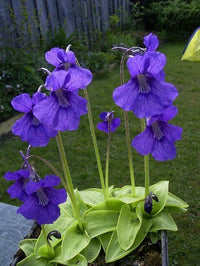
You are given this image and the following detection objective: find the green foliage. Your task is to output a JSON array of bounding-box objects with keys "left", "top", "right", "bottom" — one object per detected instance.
[
  {"left": 0, "top": 48, "right": 46, "bottom": 122},
  {"left": 17, "top": 182, "right": 188, "bottom": 265},
  {"left": 143, "top": 0, "right": 200, "bottom": 40}
]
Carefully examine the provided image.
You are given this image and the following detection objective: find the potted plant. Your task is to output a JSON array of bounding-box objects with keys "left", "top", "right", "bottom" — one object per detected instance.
[{"left": 5, "top": 33, "right": 188, "bottom": 266}]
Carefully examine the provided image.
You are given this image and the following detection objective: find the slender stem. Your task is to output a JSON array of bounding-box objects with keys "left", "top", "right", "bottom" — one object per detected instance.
[
  {"left": 84, "top": 88, "right": 107, "bottom": 199},
  {"left": 41, "top": 225, "right": 55, "bottom": 258},
  {"left": 141, "top": 119, "right": 150, "bottom": 196},
  {"left": 124, "top": 112, "right": 135, "bottom": 195},
  {"left": 56, "top": 132, "right": 83, "bottom": 231},
  {"left": 120, "top": 50, "right": 136, "bottom": 195},
  {"left": 105, "top": 118, "right": 111, "bottom": 200}
]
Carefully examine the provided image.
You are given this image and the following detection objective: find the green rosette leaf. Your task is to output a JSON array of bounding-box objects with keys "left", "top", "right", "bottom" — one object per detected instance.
[
  {"left": 166, "top": 192, "right": 189, "bottom": 208},
  {"left": 61, "top": 223, "right": 90, "bottom": 261},
  {"left": 99, "top": 232, "right": 113, "bottom": 253},
  {"left": 50, "top": 246, "right": 87, "bottom": 266},
  {"left": 19, "top": 239, "right": 37, "bottom": 257},
  {"left": 17, "top": 253, "right": 49, "bottom": 266},
  {"left": 81, "top": 237, "right": 101, "bottom": 262},
  {"left": 106, "top": 216, "right": 152, "bottom": 263},
  {"left": 150, "top": 210, "right": 178, "bottom": 232},
  {"left": 117, "top": 204, "right": 141, "bottom": 250},
  {"left": 84, "top": 209, "right": 119, "bottom": 238}
]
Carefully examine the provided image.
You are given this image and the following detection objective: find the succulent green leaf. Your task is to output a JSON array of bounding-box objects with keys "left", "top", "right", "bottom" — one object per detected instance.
[
  {"left": 19, "top": 239, "right": 37, "bottom": 257},
  {"left": 150, "top": 232, "right": 159, "bottom": 244},
  {"left": 106, "top": 214, "right": 152, "bottom": 262},
  {"left": 87, "top": 198, "right": 124, "bottom": 212},
  {"left": 149, "top": 181, "right": 169, "bottom": 215},
  {"left": 150, "top": 210, "right": 178, "bottom": 232},
  {"left": 38, "top": 245, "right": 50, "bottom": 259},
  {"left": 81, "top": 237, "right": 101, "bottom": 262},
  {"left": 50, "top": 246, "right": 87, "bottom": 266},
  {"left": 61, "top": 223, "right": 90, "bottom": 261},
  {"left": 166, "top": 192, "right": 189, "bottom": 208},
  {"left": 117, "top": 204, "right": 141, "bottom": 250},
  {"left": 79, "top": 188, "right": 105, "bottom": 206},
  {"left": 67, "top": 254, "right": 88, "bottom": 266},
  {"left": 17, "top": 253, "right": 49, "bottom": 266},
  {"left": 84, "top": 209, "right": 119, "bottom": 237},
  {"left": 99, "top": 232, "right": 113, "bottom": 252}
]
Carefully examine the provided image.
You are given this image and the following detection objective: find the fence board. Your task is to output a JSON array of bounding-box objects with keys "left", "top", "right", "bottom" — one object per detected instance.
[
  {"left": 45, "top": 0, "right": 60, "bottom": 33},
  {"left": 0, "top": 0, "right": 130, "bottom": 48},
  {"left": 35, "top": 0, "right": 49, "bottom": 39},
  {"left": 24, "top": 0, "right": 39, "bottom": 45}
]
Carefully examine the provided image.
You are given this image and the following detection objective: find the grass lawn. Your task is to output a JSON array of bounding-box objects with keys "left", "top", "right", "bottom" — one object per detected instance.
[{"left": 0, "top": 41, "right": 200, "bottom": 265}]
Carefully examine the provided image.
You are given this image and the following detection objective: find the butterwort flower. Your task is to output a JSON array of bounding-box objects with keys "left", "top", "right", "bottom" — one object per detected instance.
[
  {"left": 4, "top": 169, "right": 30, "bottom": 201},
  {"left": 33, "top": 70, "right": 88, "bottom": 131},
  {"left": 17, "top": 175, "right": 67, "bottom": 225},
  {"left": 45, "top": 47, "right": 92, "bottom": 91},
  {"left": 97, "top": 111, "right": 121, "bottom": 134},
  {"left": 113, "top": 51, "right": 178, "bottom": 118},
  {"left": 132, "top": 106, "right": 182, "bottom": 161},
  {"left": 144, "top": 33, "right": 159, "bottom": 52},
  {"left": 11, "top": 92, "right": 57, "bottom": 147}
]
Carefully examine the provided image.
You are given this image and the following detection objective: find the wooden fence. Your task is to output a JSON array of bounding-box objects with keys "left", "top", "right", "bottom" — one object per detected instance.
[{"left": 0, "top": 0, "right": 130, "bottom": 48}]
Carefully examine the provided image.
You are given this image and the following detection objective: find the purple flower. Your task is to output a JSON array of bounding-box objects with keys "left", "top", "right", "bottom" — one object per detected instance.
[
  {"left": 97, "top": 112, "right": 121, "bottom": 134},
  {"left": 144, "top": 33, "right": 159, "bottom": 52},
  {"left": 45, "top": 47, "right": 92, "bottom": 91},
  {"left": 33, "top": 71, "right": 87, "bottom": 131},
  {"left": 4, "top": 169, "right": 30, "bottom": 201},
  {"left": 132, "top": 106, "right": 182, "bottom": 161},
  {"left": 113, "top": 52, "right": 178, "bottom": 118},
  {"left": 17, "top": 175, "right": 67, "bottom": 225},
  {"left": 11, "top": 92, "right": 57, "bottom": 147}
]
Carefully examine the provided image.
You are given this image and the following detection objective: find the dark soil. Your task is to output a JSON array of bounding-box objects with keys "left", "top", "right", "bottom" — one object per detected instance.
[{"left": 10, "top": 223, "right": 161, "bottom": 266}]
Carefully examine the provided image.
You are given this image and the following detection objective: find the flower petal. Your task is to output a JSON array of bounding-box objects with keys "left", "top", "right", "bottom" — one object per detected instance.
[
  {"left": 42, "top": 175, "right": 61, "bottom": 187},
  {"left": 133, "top": 93, "right": 164, "bottom": 118},
  {"left": 161, "top": 123, "right": 182, "bottom": 142},
  {"left": 111, "top": 117, "right": 121, "bottom": 132},
  {"left": 132, "top": 128, "right": 155, "bottom": 155},
  {"left": 45, "top": 70, "right": 70, "bottom": 91},
  {"left": 66, "top": 66, "right": 93, "bottom": 91},
  {"left": 152, "top": 137, "right": 176, "bottom": 161},
  {"left": 44, "top": 187, "right": 67, "bottom": 205},
  {"left": 45, "top": 47, "right": 63, "bottom": 67},
  {"left": 151, "top": 78, "right": 178, "bottom": 106},
  {"left": 11, "top": 93, "right": 32, "bottom": 113},
  {"left": 12, "top": 114, "right": 33, "bottom": 141},
  {"left": 33, "top": 94, "right": 59, "bottom": 126},
  {"left": 57, "top": 50, "right": 75, "bottom": 64},
  {"left": 144, "top": 33, "right": 159, "bottom": 52},
  {"left": 53, "top": 106, "right": 80, "bottom": 131},
  {"left": 113, "top": 80, "right": 138, "bottom": 111}
]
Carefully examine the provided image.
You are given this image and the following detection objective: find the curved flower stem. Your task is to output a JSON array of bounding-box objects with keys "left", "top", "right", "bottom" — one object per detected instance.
[
  {"left": 141, "top": 119, "right": 150, "bottom": 196},
  {"left": 105, "top": 118, "right": 111, "bottom": 200},
  {"left": 120, "top": 48, "right": 136, "bottom": 196},
  {"left": 27, "top": 154, "right": 72, "bottom": 199},
  {"left": 56, "top": 132, "right": 83, "bottom": 231},
  {"left": 41, "top": 225, "right": 55, "bottom": 258},
  {"left": 84, "top": 88, "right": 107, "bottom": 199}
]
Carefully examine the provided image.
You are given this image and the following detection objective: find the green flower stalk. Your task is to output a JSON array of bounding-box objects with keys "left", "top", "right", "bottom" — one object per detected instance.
[
  {"left": 56, "top": 132, "right": 83, "bottom": 231},
  {"left": 120, "top": 49, "right": 136, "bottom": 196}
]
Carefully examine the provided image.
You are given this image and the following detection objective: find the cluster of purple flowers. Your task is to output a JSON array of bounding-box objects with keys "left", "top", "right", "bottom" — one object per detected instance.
[
  {"left": 7, "top": 47, "right": 93, "bottom": 224},
  {"left": 113, "top": 33, "right": 182, "bottom": 161},
  {"left": 12, "top": 47, "right": 93, "bottom": 147},
  {"left": 5, "top": 166, "right": 67, "bottom": 225}
]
